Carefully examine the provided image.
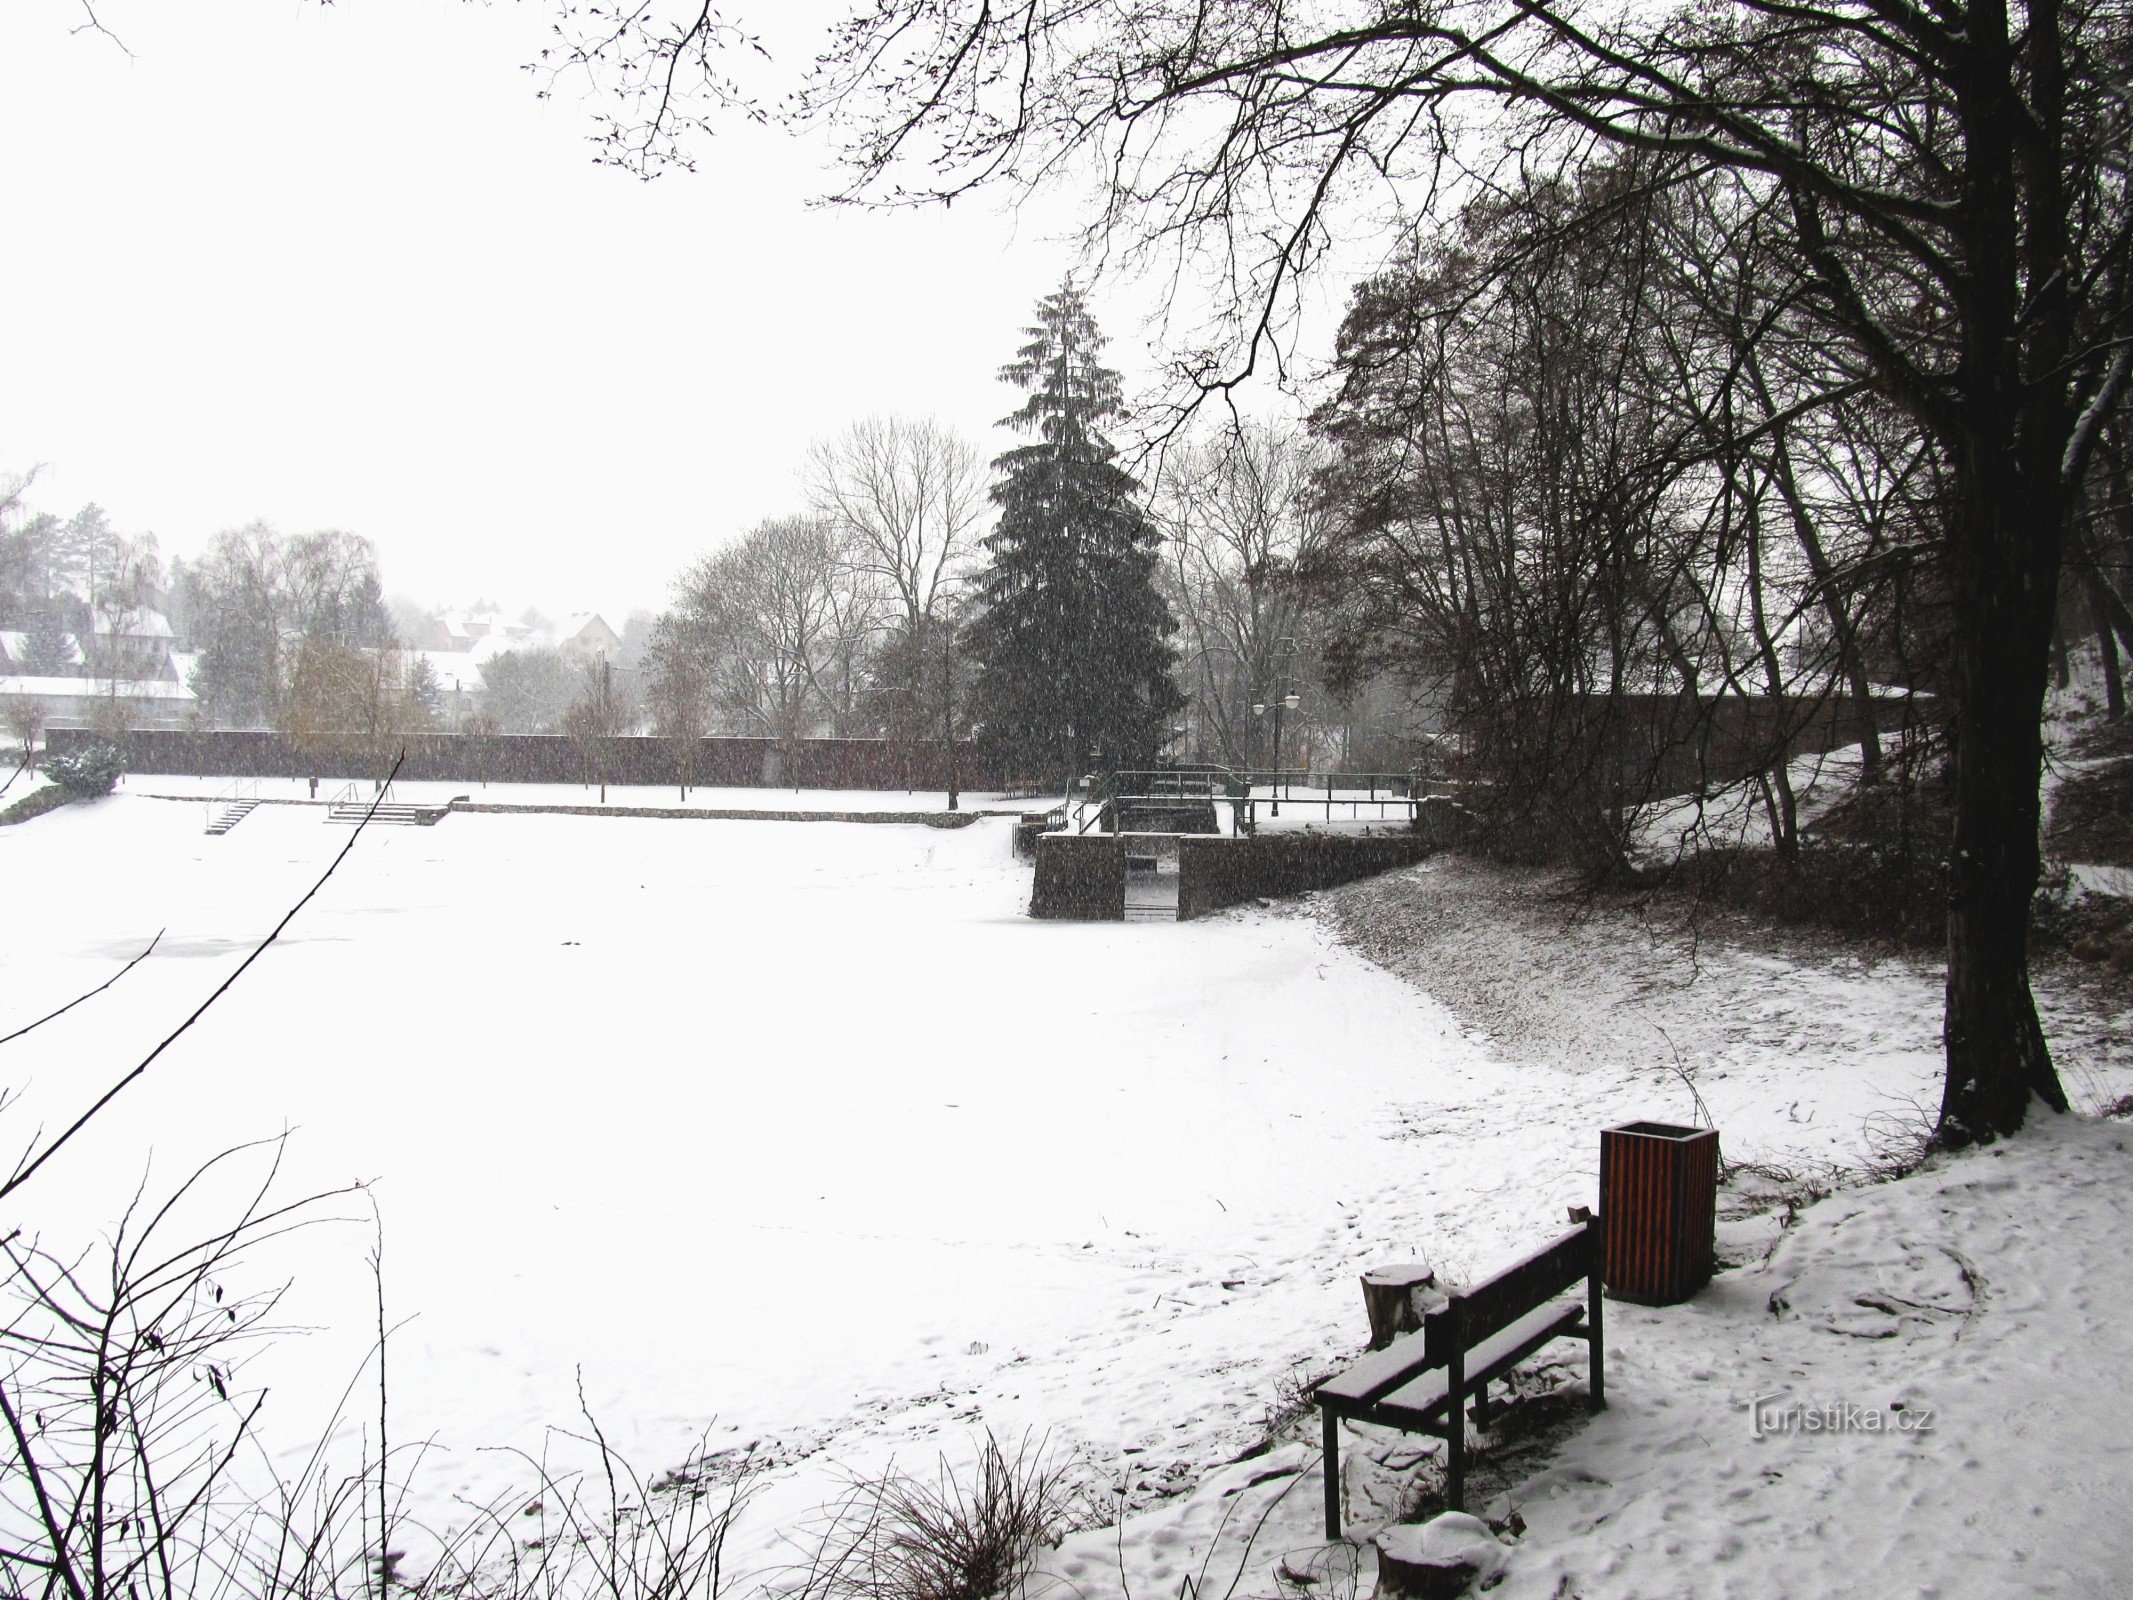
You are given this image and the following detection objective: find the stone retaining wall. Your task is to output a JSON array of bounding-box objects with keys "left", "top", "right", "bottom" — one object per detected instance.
[
  {"left": 1031, "top": 833, "right": 1125, "bottom": 919},
  {"left": 1176, "top": 832, "right": 1440, "bottom": 919}
]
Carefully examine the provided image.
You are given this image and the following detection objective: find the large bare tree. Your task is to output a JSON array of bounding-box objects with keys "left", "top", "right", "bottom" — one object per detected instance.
[
  {"left": 806, "top": 416, "right": 986, "bottom": 633},
  {"left": 1152, "top": 421, "right": 1333, "bottom": 768},
  {"left": 674, "top": 515, "right": 883, "bottom": 776}
]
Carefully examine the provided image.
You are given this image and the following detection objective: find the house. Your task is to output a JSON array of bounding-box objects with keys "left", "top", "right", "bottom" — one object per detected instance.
[
  {"left": 409, "top": 648, "right": 488, "bottom": 723},
  {"left": 87, "top": 608, "right": 182, "bottom": 682},
  {"left": 1, "top": 609, "right": 196, "bottom": 732},
  {"left": 0, "top": 672, "right": 197, "bottom": 731},
  {"left": 552, "top": 613, "right": 622, "bottom": 665}
]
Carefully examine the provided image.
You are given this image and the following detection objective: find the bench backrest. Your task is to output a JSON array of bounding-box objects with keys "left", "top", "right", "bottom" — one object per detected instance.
[{"left": 1425, "top": 1218, "right": 1597, "bottom": 1362}]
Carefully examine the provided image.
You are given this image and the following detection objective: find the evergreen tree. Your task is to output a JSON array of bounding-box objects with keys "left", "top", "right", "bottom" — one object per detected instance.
[
  {"left": 967, "top": 283, "right": 1181, "bottom": 781},
  {"left": 407, "top": 655, "right": 446, "bottom": 726},
  {"left": 21, "top": 611, "right": 78, "bottom": 676}
]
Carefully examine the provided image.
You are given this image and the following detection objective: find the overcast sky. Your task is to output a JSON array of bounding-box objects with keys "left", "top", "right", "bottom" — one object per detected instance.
[{"left": 0, "top": 1, "right": 1192, "bottom": 624}]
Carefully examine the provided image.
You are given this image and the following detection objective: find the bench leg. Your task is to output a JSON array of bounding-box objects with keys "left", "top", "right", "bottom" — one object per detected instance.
[
  {"left": 1588, "top": 1268, "right": 1607, "bottom": 1411},
  {"left": 1322, "top": 1409, "right": 1341, "bottom": 1541},
  {"left": 1446, "top": 1346, "right": 1467, "bottom": 1512}
]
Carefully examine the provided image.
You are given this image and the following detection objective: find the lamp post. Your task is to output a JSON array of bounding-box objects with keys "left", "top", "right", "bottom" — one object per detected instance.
[
  {"left": 1253, "top": 638, "right": 1301, "bottom": 816},
  {"left": 941, "top": 617, "right": 959, "bottom": 812},
  {"left": 598, "top": 657, "right": 612, "bottom": 805}
]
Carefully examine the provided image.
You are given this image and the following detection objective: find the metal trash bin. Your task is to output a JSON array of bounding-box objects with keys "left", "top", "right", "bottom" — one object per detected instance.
[{"left": 1600, "top": 1120, "right": 1720, "bottom": 1304}]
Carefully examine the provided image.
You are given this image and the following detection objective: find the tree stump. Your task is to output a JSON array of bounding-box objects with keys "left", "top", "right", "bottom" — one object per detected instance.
[
  {"left": 1372, "top": 1548, "right": 1480, "bottom": 1600},
  {"left": 1361, "top": 1263, "right": 1441, "bottom": 1349},
  {"left": 1374, "top": 1515, "right": 1507, "bottom": 1599}
]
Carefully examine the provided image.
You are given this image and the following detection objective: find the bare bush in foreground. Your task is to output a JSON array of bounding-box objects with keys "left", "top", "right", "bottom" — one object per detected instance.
[{"left": 788, "top": 1434, "right": 1073, "bottom": 1600}]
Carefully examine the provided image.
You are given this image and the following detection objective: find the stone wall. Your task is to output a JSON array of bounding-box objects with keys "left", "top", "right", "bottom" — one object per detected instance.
[
  {"left": 49, "top": 728, "right": 995, "bottom": 792},
  {"left": 1177, "top": 832, "right": 1440, "bottom": 919},
  {"left": 1031, "top": 832, "right": 1125, "bottom": 920},
  {"left": 1591, "top": 689, "right": 1933, "bottom": 799}
]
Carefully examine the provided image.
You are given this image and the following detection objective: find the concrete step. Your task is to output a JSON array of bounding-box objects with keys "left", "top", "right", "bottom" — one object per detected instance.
[
  {"left": 206, "top": 800, "right": 261, "bottom": 836},
  {"left": 326, "top": 801, "right": 445, "bottom": 826}
]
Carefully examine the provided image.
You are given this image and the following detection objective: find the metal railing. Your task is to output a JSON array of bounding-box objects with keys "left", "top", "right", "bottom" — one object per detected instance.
[
  {"left": 1057, "top": 765, "right": 1459, "bottom": 836},
  {"left": 204, "top": 777, "right": 259, "bottom": 830},
  {"left": 1231, "top": 771, "right": 1455, "bottom": 833}
]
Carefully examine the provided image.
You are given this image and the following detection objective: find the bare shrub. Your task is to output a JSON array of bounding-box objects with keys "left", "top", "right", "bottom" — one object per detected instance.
[
  {"left": 0, "top": 1143, "right": 754, "bottom": 1600},
  {"left": 399, "top": 1404, "right": 753, "bottom": 1600},
  {"left": 0, "top": 1139, "right": 364, "bottom": 1600},
  {"left": 789, "top": 1433, "right": 1073, "bottom": 1600},
  {"left": 1859, "top": 1094, "right": 1943, "bottom": 1183},
  {"left": 1258, "top": 1363, "right": 1324, "bottom": 1444}
]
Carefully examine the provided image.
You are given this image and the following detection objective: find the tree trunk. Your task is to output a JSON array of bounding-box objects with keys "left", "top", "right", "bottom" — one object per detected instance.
[
  {"left": 1937, "top": 453, "right": 2070, "bottom": 1145},
  {"left": 2092, "top": 574, "right": 2126, "bottom": 719},
  {"left": 1935, "top": 10, "right": 2074, "bottom": 1146},
  {"left": 1757, "top": 405, "right": 1884, "bottom": 780}
]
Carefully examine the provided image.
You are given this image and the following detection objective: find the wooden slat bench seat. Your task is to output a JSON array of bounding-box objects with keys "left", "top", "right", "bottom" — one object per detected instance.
[{"left": 1313, "top": 1213, "right": 1605, "bottom": 1536}]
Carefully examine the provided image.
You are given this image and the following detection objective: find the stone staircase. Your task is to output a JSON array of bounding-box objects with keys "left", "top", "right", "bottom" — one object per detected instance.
[
  {"left": 326, "top": 799, "right": 446, "bottom": 826},
  {"left": 1113, "top": 797, "right": 1221, "bottom": 834},
  {"left": 206, "top": 799, "right": 261, "bottom": 836}
]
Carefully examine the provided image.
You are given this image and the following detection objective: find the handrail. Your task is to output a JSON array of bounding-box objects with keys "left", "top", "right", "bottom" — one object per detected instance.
[
  {"left": 326, "top": 781, "right": 398, "bottom": 807},
  {"left": 1061, "top": 764, "right": 1462, "bottom": 838},
  {"left": 204, "top": 776, "right": 259, "bottom": 828}
]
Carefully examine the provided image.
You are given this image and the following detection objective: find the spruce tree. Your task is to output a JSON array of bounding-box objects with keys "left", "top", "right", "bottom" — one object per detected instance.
[
  {"left": 21, "top": 612, "right": 78, "bottom": 677},
  {"left": 967, "top": 283, "right": 1181, "bottom": 782}
]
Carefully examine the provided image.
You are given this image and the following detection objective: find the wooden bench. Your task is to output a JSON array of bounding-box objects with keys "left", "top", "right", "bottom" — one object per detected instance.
[{"left": 1313, "top": 1212, "right": 1605, "bottom": 1536}]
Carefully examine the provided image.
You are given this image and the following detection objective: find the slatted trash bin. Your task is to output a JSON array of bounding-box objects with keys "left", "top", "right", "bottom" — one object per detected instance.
[{"left": 1599, "top": 1121, "right": 1720, "bottom": 1304}]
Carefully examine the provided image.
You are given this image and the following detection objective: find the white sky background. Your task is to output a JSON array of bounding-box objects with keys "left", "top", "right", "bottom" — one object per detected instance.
[{"left": 0, "top": 0, "right": 1223, "bottom": 624}]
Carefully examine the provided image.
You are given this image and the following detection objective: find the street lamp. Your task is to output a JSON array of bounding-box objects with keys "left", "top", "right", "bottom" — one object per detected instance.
[
  {"left": 1254, "top": 683, "right": 1302, "bottom": 815},
  {"left": 941, "top": 618, "right": 959, "bottom": 813}
]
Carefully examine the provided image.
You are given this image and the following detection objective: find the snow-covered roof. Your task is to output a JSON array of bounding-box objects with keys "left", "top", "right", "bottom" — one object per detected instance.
[
  {"left": 91, "top": 607, "right": 175, "bottom": 639},
  {"left": 0, "top": 630, "right": 84, "bottom": 667},
  {"left": 466, "top": 634, "right": 525, "bottom": 667},
  {"left": 411, "top": 650, "right": 486, "bottom": 692},
  {"left": 0, "top": 675, "right": 195, "bottom": 701},
  {"left": 556, "top": 612, "right": 618, "bottom": 644}
]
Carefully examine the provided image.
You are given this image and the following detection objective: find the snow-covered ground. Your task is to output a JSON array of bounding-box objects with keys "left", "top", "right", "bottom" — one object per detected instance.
[
  {"left": 2, "top": 792, "right": 2127, "bottom": 1597},
  {"left": 1037, "top": 1115, "right": 2133, "bottom": 1600}
]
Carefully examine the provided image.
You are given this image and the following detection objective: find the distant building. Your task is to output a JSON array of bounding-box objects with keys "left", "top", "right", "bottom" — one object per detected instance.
[
  {"left": 409, "top": 649, "right": 488, "bottom": 723},
  {"left": 370, "top": 606, "right": 628, "bottom": 730},
  {"left": 0, "top": 675, "right": 197, "bottom": 730},
  {"left": 88, "top": 608, "right": 181, "bottom": 682},
  {"left": 552, "top": 613, "right": 622, "bottom": 665},
  {"left": 0, "top": 609, "right": 198, "bottom": 731}
]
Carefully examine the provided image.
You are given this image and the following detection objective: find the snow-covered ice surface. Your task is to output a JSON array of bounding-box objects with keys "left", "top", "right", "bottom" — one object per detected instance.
[
  {"left": 6, "top": 796, "right": 1612, "bottom": 1563},
  {"left": 3, "top": 795, "right": 2128, "bottom": 1599},
  {"left": 120, "top": 772, "right": 1028, "bottom": 814}
]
